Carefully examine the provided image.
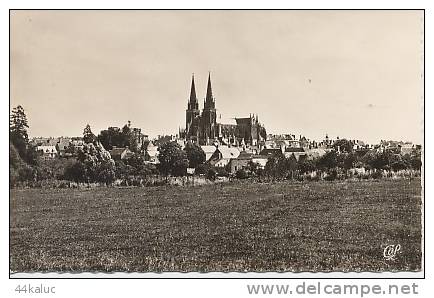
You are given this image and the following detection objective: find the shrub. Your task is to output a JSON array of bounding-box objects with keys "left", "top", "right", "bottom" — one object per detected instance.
[
  {"left": 63, "top": 161, "right": 87, "bottom": 183},
  {"left": 324, "top": 168, "right": 338, "bottom": 181},
  {"left": 371, "top": 171, "right": 383, "bottom": 179},
  {"left": 158, "top": 141, "right": 189, "bottom": 177},
  {"left": 215, "top": 167, "right": 229, "bottom": 177},
  {"left": 235, "top": 168, "right": 249, "bottom": 179},
  {"left": 95, "top": 160, "right": 116, "bottom": 185},
  {"left": 206, "top": 168, "right": 217, "bottom": 181},
  {"left": 195, "top": 163, "right": 212, "bottom": 175},
  {"left": 391, "top": 161, "right": 409, "bottom": 172},
  {"left": 184, "top": 142, "right": 206, "bottom": 168}
]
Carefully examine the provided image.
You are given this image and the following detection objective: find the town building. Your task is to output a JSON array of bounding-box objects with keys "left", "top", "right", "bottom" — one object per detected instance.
[
  {"left": 208, "top": 146, "right": 241, "bottom": 167},
  {"left": 109, "top": 146, "right": 134, "bottom": 160},
  {"left": 144, "top": 141, "right": 159, "bottom": 164},
  {"left": 36, "top": 145, "right": 58, "bottom": 159},
  {"left": 228, "top": 151, "right": 269, "bottom": 174}
]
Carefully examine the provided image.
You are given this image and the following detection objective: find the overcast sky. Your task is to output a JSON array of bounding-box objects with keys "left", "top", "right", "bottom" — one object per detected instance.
[{"left": 10, "top": 10, "right": 424, "bottom": 144}]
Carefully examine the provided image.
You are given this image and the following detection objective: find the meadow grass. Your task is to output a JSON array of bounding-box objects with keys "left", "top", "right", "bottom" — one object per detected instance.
[{"left": 10, "top": 178, "right": 422, "bottom": 272}]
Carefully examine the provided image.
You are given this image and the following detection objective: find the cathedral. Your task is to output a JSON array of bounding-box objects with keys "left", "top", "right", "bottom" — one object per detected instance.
[{"left": 183, "top": 73, "right": 266, "bottom": 146}]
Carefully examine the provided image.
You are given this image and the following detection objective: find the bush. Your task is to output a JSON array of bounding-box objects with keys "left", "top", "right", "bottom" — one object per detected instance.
[
  {"left": 10, "top": 167, "right": 19, "bottom": 187},
  {"left": 324, "top": 168, "right": 338, "bottom": 181},
  {"left": 206, "top": 168, "right": 217, "bottom": 181},
  {"left": 158, "top": 141, "right": 189, "bottom": 177},
  {"left": 235, "top": 168, "right": 249, "bottom": 179},
  {"left": 215, "top": 167, "right": 229, "bottom": 177},
  {"left": 63, "top": 161, "right": 87, "bottom": 183},
  {"left": 18, "top": 165, "right": 35, "bottom": 182},
  {"left": 95, "top": 161, "right": 116, "bottom": 185},
  {"left": 371, "top": 171, "right": 382, "bottom": 179},
  {"left": 391, "top": 161, "right": 409, "bottom": 172},
  {"left": 184, "top": 142, "right": 206, "bottom": 168},
  {"left": 195, "top": 163, "right": 212, "bottom": 175}
]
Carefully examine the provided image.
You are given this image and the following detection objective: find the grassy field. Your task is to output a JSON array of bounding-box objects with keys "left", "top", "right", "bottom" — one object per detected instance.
[{"left": 10, "top": 178, "right": 422, "bottom": 272}]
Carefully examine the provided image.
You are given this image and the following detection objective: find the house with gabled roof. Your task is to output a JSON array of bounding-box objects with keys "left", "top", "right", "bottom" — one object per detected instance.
[
  {"left": 208, "top": 146, "right": 240, "bottom": 167},
  {"left": 144, "top": 141, "right": 159, "bottom": 164},
  {"left": 284, "top": 147, "right": 307, "bottom": 161},
  {"left": 109, "top": 146, "right": 134, "bottom": 160},
  {"left": 228, "top": 151, "right": 269, "bottom": 174},
  {"left": 201, "top": 145, "right": 218, "bottom": 161}
]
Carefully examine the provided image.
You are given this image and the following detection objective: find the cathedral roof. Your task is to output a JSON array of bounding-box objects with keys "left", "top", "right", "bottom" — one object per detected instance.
[{"left": 218, "top": 118, "right": 237, "bottom": 126}]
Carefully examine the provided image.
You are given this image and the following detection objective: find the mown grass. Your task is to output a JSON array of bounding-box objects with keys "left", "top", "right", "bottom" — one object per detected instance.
[{"left": 10, "top": 178, "right": 422, "bottom": 272}]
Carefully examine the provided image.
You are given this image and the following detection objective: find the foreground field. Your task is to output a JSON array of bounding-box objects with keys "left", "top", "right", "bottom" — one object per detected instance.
[{"left": 10, "top": 179, "right": 422, "bottom": 272}]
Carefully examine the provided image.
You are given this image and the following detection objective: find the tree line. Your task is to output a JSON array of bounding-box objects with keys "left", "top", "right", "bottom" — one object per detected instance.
[
  {"left": 9, "top": 106, "right": 209, "bottom": 186},
  {"left": 10, "top": 105, "right": 422, "bottom": 187}
]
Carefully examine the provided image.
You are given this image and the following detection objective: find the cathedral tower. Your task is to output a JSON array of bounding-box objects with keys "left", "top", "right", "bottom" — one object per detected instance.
[
  {"left": 201, "top": 72, "right": 217, "bottom": 142},
  {"left": 186, "top": 74, "right": 200, "bottom": 139}
]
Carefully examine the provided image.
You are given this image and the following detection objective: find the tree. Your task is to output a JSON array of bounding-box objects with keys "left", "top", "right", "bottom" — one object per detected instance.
[
  {"left": 121, "top": 123, "right": 136, "bottom": 152},
  {"left": 259, "top": 126, "right": 267, "bottom": 140},
  {"left": 95, "top": 160, "right": 116, "bottom": 185},
  {"left": 206, "top": 167, "right": 217, "bottom": 180},
  {"left": 158, "top": 141, "right": 189, "bottom": 177},
  {"left": 10, "top": 143, "right": 29, "bottom": 186},
  {"left": 171, "top": 150, "right": 189, "bottom": 177},
  {"left": 333, "top": 139, "right": 353, "bottom": 153},
  {"left": 10, "top": 105, "right": 29, "bottom": 144},
  {"left": 265, "top": 156, "right": 282, "bottom": 178},
  {"left": 83, "top": 124, "right": 96, "bottom": 144},
  {"left": 98, "top": 128, "right": 119, "bottom": 150},
  {"left": 141, "top": 139, "right": 150, "bottom": 152},
  {"left": 264, "top": 156, "right": 278, "bottom": 178},
  {"left": 363, "top": 151, "right": 391, "bottom": 170},
  {"left": 246, "top": 161, "right": 261, "bottom": 177},
  {"left": 391, "top": 160, "right": 409, "bottom": 172},
  {"left": 10, "top": 105, "right": 36, "bottom": 164},
  {"left": 235, "top": 168, "right": 249, "bottom": 179},
  {"left": 342, "top": 152, "right": 358, "bottom": 170},
  {"left": 66, "top": 141, "right": 116, "bottom": 184},
  {"left": 316, "top": 151, "right": 338, "bottom": 170},
  {"left": 98, "top": 122, "right": 141, "bottom": 152},
  {"left": 286, "top": 154, "right": 298, "bottom": 179},
  {"left": 122, "top": 154, "right": 157, "bottom": 177},
  {"left": 404, "top": 150, "right": 422, "bottom": 170},
  {"left": 184, "top": 142, "right": 206, "bottom": 168},
  {"left": 298, "top": 159, "right": 315, "bottom": 174},
  {"left": 63, "top": 161, "right": 87, "bottom": 183},
  {"left": 264, "top": 155, "right": 292, "bottom": 179},
  {"left": 195, "top": 163, "right": 212, "bottom": 175}
]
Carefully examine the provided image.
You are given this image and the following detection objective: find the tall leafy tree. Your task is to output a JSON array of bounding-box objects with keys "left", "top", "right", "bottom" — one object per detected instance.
[
  {"left": 83, "top": 124, "right": 96, "bottom": 144},
  {"left": 158, "top": 141, "right": 189, "bottom": 177},
  {"left": 184, "top": 141, "right": 206, "bottom": 168},
  {"left": 121, "top": 123, "right": 131, "bottom": 148},
  {"left": 10, "top": 105, "right": 38, "bottom": 165},
  {"left": 297, "top": 158, "right": 315, "bottom": 174},
  {"left": 10, "top": 105, "right": 29, "bottom": 158},
  {"left": 98, "top": 121, "right": 140, "bottom": 152},
  {"left": 333, "top": 139, "right": 353, "bottom": 153},
  {"left": 67, "top": 142, "right": 115, "bottom": 184},
  {"left": 316, "top": 151, "right": 338, "bottom": 170}
]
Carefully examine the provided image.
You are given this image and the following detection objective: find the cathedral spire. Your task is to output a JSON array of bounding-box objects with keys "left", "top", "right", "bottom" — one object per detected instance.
[
  {"left": 189, "top": 73, "right": 197, "bottom": 103},
  {"left": 205, "top": 72, "right": 214, "bottom": 107}
]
